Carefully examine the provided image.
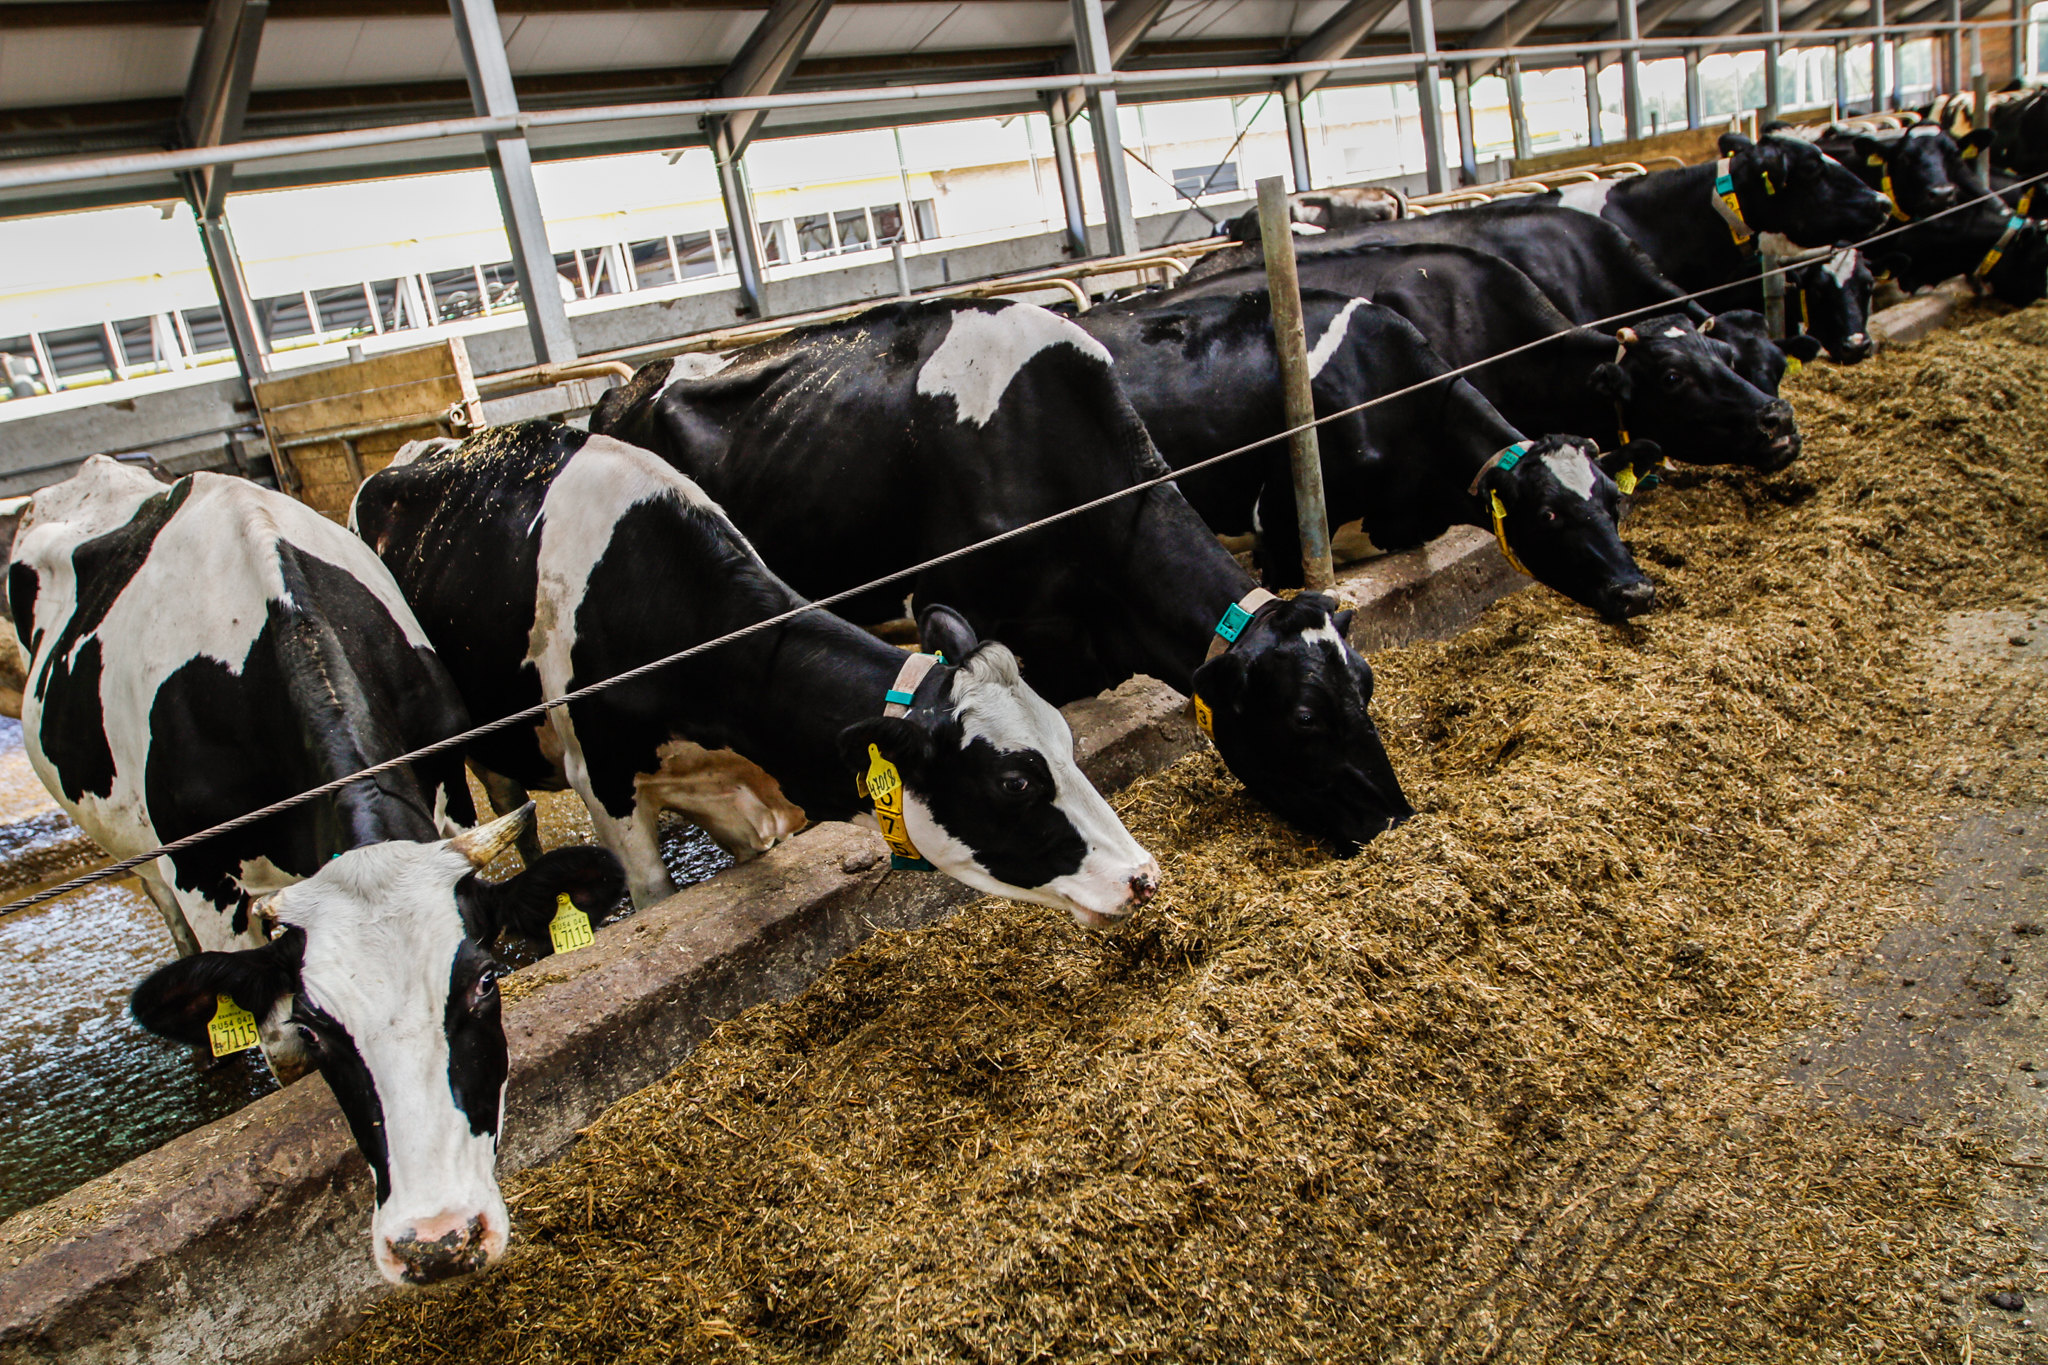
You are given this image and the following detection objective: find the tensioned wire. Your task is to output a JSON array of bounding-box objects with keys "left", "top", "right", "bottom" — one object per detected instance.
[{"left": 4, "top": 167, "right": 2041, "bottom": 919}]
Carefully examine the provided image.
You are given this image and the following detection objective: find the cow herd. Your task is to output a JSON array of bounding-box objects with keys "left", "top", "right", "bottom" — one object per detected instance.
[{"left": 1, "top": 114, "right": 2041, "bottom": 1293}]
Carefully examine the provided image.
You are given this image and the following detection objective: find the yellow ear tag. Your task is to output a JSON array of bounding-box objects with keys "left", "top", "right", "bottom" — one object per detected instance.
[
  {"left": 864, "top": 743, "right": 934, "bottom": 871},
  {"left": 1784, "top": 355, "right": 1803, "bottom": 377},
  {"left": 208, "top": 994, "right": 261, "bottom": 1058},
  {"left": 1614, "top": 464, "right": 1638, "bottom": 496},
  {"left": 1488, "top": 491, "right": 1532, "bottom": 577},
  {"left": 549, "top": 892, "right": 594, "bottom": 954},
  {"left": 1192, "top": 693, "right": 1215, "bottom": 738},
  {"left": 1867, "top": 153, "right": 1886, "bottom": 166}
]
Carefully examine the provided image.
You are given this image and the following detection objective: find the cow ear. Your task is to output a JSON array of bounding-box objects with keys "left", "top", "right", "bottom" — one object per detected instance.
[
  {"left": 130, "top": 929, "right": 302, "bottom": 1047},
  {"left": 1598, "top": 440, "right": 1661, "bottom": 478},
  {"left": 840, "top": 715, "right": 937, "bottom": 784},
  {"left": 1782, "top": 334, "right": 1824, "bottom": 364},
  {"left": 1192, "top": 650, "right": 1250, "bottom": 714},
  {"left": 1718, "top": 131, "right": 1755, "bottom": 156},
  {"left": 1586, "top": 362, "right": 1633, "bottom": 403},
  {"left": 463, "top": 845, "right": 625, "bottom": 949},
  {"left": 1330, "top": 609, "right": 1355, "bottom": 639},
  {"left": 915, "top": 603, "right": 979, "bottom": 663},
  {"left": 1851, "top": 135, "right": 1889, "bottom": 166},
  {"left": 1964, "top": 129, "right": 1997, "bottom": 154}
]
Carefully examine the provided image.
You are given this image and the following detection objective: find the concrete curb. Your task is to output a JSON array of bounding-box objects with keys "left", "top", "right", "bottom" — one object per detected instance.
[
  {"left": 1868, "top": 276, "right": 1980, "bottom": 350},
  {"left": 0, "top": 528, "right": 1526, "bottom": 1365}
]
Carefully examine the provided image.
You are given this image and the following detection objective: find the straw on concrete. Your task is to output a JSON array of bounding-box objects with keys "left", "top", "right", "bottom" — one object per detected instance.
[{"left": 327, "top": 303, "right": 2048, "bottom": 1364}]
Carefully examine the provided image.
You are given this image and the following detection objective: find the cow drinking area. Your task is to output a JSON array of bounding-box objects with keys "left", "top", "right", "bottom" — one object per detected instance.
[{"left": 325, "top": 305, "right": 2048, "bottom": 1363}]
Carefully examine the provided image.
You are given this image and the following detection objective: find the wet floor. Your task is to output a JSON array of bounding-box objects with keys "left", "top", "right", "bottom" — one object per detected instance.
[{"left": 0, "top": 715, "right": 733, "bottom": 1220}]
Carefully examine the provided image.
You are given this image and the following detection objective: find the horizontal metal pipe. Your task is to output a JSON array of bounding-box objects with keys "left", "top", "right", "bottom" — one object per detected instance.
[{"left": 0, "top": 17, "right": 1997, "bottom": 196}]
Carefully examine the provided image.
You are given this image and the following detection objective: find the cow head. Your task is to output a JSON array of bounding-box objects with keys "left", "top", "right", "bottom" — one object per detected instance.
[
  {"left": 1849, "top": 125, "right": 1970, "bottom": 217},
  {"left": 129, "top": 808, "right": 625, "bottom": 1286},
  {"left": 842, "top": 605, "right": 1159, "bottom": 930},
  {"left": 1699, "top": 310, "right": 1825, "bottom": 392},
  {"left": 1782, "top": 247, "right": 1874, "bottom": 362},
  {"left": 1480, "top": 435, "right": 1656, "bottom": 622},
  {"left": 1720, "top": 132, "right": 1892, "bottom": 246},
  {"left": 1191, "top": 593, "right": 1412, "bottom": 854},
  {"left": 1980, "top": 219, "right": 2048, "bottom": 305},
  {"left": 1589, "top": 315, "right": 1800, "bottom": 471}
]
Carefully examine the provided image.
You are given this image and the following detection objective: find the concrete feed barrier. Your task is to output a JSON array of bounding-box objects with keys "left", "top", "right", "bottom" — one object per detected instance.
[{"left": 0, "top": 526, "right": 1524, "bottom": 1365}]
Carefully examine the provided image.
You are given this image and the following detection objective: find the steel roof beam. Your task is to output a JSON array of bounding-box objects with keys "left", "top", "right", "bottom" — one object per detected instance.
[
  {"left": 713, "top": 0, "right": 837, "bottom": 155},
  {"left": 180, "top": 0, "right": 267, "bottom": 215},
  {"left": 1462, "top": 0, "right": 1570, "bottom": 81},
  {"left": 1293, "top": 0, "right": 1405, "bottom": 96},
  {"left": 1051, "top": 0, "right": 1173, "bottom": 122}
]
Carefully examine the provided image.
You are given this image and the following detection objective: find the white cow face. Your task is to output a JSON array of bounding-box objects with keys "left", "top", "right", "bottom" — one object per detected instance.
[
  {"left": 841, "top": 607, "right": 1160, "bottom": 929},
  {"left": 129, "top": 808, "right": 551, "bottom": 1286}
]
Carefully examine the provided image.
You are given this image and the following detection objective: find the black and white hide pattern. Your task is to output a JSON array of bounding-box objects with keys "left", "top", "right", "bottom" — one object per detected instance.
[
  {"left": 352, "top": 422, "right": 1160, "bottom": 924},
  {"left": 11, "top": 457, "right": 623, "bottom": 1285}
]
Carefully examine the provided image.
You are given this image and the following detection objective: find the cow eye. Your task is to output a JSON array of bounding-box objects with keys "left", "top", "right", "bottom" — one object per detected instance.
[
  {"left": 1293, "top": 707, "right": 1322, "bottom": 731},
  {"left": 1661, "top": 369, "right": 1685, "bottom": 390},
  {"left": 999, "top": 771, "right": 1036, "bottom": 799},
  {"left": 1544, "top": 509, "right": 1559, "bottom": 522}
]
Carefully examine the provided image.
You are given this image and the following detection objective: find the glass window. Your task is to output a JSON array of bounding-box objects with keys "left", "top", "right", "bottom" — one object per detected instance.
[
  {"left": 872, "top": 204, "right": 905, "bottom": 245},
  {"left": 577, "top": 247, "right": 619, "bottom": 297},
  {"left": 427, "top": 269, "right": 483, "bottom": 320},
  {"left": 259, "top": 294, "right": 314, "bottom": 342},
  {"left": 796, "top": 214, "right": 834, "bottom": 259},
  {"left": 369, "top": 279, "right": 407, "bottom": 331},
  {"left": 1172, "top": 163, "right": 1241, "bottom": 197},
  {"left": 677, "top": 231, "right": 719, "bottom": 279},
  {"left": 629, "top": 238, "right": 677, "bottom": 289},
  {"left": 41, "top": 326, "right": 117, "bottom": 380},
  {"left": 834, "top": 208, "right": 873, "bottom": 251},
  {"left": 912, "top": 199, "right": 938, "bottom": 241},
  {"left": 753, "top": 220, "right": 784, "bottom": 264},
  {"left": 479, "top": 261, "right": 520, "bottom": 308},
  {"left": 312, "top": 286, "right": 372, "bottom": 335},
  {"left": 182, "top": 306, "right": 231, "bottom": 353},
  {"left": 112, "top": 318, "right": 157, "bottom": 367}
]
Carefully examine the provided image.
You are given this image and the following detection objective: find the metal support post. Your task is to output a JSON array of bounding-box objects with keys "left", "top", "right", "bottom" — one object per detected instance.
[
  {"left": 449, "top": 0, "right": 576, "bottom": 363},
  {"left": 1871, "top": 0, "right": 1889, "bottom": 110},
  {"left": 1507, "top": 58, "right": 1534, "bottom": 159},
  {"left": 1618, "top": 0, "right": 1644, "bottom": 139},
  {"left": 191, "top": 206, "right": 269, "bottom": 383},
  {"left": 1407, "top": 0, "right": 1449, "bottom": 193},
  {"left": 1584, "top": 53, "right": 1606, "bottom": 147},
  {"left": 1835, "top": 38, "right": 1850, "bottom": 114},
  {"left": 892, "top": 241, "right": 913, "bottom": 297},
  {"left": 1974, "top": 27, "right": 1989, "bottom": 124},
  {"left": 2014, "top": 0, "right": 2028, "bottom": 82},
  {"left": 1948, "top": 0, "right": 1966, "bottom": 92},
  {"left": 1762, "top": 0, "right": 1783, "bottom": 123},
  {"left": 1045, "top": 95, "right": 1092, "bottom": 257},
  {"left": 1761, "top": 246, "right": 1786, "bottom": 336},
  {"left": 1283, "top": 77, "right": 1314, "bottom": 191},
  {"left": 1072, "top": 0, "right": 1138, "bottom": 255},
  {"left": 1687, "top": 47, "right": 1704, "bottom": 127},
  {"left": 1255, "top": 176, "right": 1334, "bottom": 594},
  {"left": 710, "top": 119, "right": 769, "bottom": 317},
  {"left": 1452, "top": 66, "right": 1480, "bottom": 184}
]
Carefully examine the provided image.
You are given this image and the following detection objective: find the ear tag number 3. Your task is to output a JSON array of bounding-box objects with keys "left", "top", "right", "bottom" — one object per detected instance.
[
  {"left": 549, "top": 892, "right": 594, "bottom": 954},
  {"left": 208, "top": 995, "right": 261, "bottom": 1058},
  {"left": 1192, "top": 694, "right": 1215, "bottom": 738},
  {"left": 865, "top": 743, "right": 935, "bottom": 871}
]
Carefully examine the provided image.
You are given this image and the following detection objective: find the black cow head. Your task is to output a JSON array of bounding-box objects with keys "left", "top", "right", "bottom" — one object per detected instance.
[
  {"left": 1588, "top": 314, "right": 1801, "bottom": 471},
  {"left": 843, "top": 604, "right": 1159, "bottom": 930},
  {"left": 1699, "top": 310, "right": 1825, "bottom": 392},
  {"left": 1480, "top": 435, "right": 1656, "bottom": 622},
  {"left": 1780, "top": 247, "right": 1874, "bottom": 363},
  {"left": 1190, "top": 593, "right": 1412, "bottom": 854},
  {"left": 1848, "top": 125, "right": 1974, "bottom": 217},
  {"left": 1981, "top": 219, "right": 2048, "bottom": 305},
  {"left": 129, "top": 807, "right": 625, "bottom": 1286},
  {"left": 1720, "top": 132, "right": 1893, "bottom": 246}
]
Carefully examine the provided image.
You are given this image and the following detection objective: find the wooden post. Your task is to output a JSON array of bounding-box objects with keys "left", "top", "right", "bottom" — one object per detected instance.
[
  {"left": 1761, "top": 247, "right": 1787, "bottom": 338},
  {"left": 1255, "top": 176, "right": 1335, "bottom": 594}
]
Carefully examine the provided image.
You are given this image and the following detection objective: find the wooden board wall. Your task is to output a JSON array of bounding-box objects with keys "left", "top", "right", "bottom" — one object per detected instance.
[
  {"left": 1509, "top": 105, "right": 1835, "bottom": 179},
  {"left": 253, "top": 340, "right": 483, "bottom": 520}
]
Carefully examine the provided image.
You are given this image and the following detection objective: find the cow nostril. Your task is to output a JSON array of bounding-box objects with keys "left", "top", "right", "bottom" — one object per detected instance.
[
  {"left": 1127, "top": 873, "right": 1159, "bottom": 906},
  {"left": 389, "top": 1216, "right": 490, "bottom": 1285}
]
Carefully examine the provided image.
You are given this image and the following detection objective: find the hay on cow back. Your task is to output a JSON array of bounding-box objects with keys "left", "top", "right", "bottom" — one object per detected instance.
[{"left": 327, "top": 304, "right": 2048, "bottom": 1365}]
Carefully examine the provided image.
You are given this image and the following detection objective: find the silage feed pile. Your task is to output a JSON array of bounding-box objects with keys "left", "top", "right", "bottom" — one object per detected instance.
[{"left": 331, "top": 307, "right": 2048, "bottom": 1363}]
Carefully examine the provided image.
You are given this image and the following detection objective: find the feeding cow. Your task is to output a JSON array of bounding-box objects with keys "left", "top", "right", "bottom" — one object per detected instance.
[
  {"left": 590, "top": 298, "right": 1414, "bottom": 852},
  {"left": 1808, "top": 120, "right": 1998, "bottom": 220},
  {"left": 352, "top": 422, "right": 1160, "bottom": 918},
  {"left": 1171, "top": 243, "right": 1802, "bottom": 472},
  {"left": 1551, "top": 131, "right": 1893, "bottom": 316},
  {"left": 9, "top": 456, "right": 623, "bottom": 1285},
  {"left": 1074, "top": 288, "right": 1656, "bottom": 619}
]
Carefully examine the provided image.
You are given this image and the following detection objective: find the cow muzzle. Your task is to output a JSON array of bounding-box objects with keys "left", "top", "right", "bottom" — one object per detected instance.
[
  {"left": 1600, "top": 578, "right": 1658, "bottom": 621},
  {"left": 1756, "top": 401, "right": 1802, "bottom": 470},
  {"left": 1833, "top": 331, "right": 1874, "bottom": 363},
  {"left": 1065, "top": 856, "right": 1164, "bottom": 931},
  {"left": 379, "top": 1210, "right": 501, "bottom": 1286}
]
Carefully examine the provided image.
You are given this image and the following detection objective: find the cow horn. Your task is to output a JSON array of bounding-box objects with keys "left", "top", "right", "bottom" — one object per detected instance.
[
  {"left": 1617, "top": 327, "right": 1639, "bottom": 345},
  {"left": 449, "top": 802, "right": 537, "bottom": 868}
]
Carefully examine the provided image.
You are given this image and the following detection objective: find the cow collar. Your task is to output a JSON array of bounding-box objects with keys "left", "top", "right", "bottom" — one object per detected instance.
[
  {"left": 1878, "top": 166, "right": 1912, "bottom": 222},
  {"left": 1465, "top": 441, "right": 1534, "bottom": 577},
  {"left": 1711, "top": 159, "right": 1755, "bottom": 246},
  {"left": 1975, "top": 186, "right": 2036, "bottom": 283},
  {"left": 862, "top": 650, "right": 944, "bottom": 871},
  {"left": 1203, "top": 588, "right": 1279, "bottom": 663}
]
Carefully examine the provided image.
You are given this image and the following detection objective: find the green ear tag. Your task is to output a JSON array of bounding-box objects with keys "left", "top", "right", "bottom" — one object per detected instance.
[
  {"left": 549, "top": 892, "right": 594, "bottom": 954},
  {"left": 208, "top": 995, "right": 261, "bottom": 1058}
]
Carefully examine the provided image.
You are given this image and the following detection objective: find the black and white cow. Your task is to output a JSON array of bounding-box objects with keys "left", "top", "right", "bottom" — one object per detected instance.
[
  {"left": 352, "top": 422, "right": 1160, "bottom": 918},
  {"left": 590, "top": 299, "right": 1415, "bottom": 852},
  {"left": 1076, "top": 288, "right": 1656, "bottom": 619},
  {"left": 1810, "top": 119, "right": 1998, "bottom": 219},
  {"left": 1551, "top": 131, "right": 1893, "bottom": 314},
  {"left": 1172, "top": 243, "right": 1803, "bottom": 471},
  {"left": 10, "top": 456, "right": 622, "bottom": 1285}
]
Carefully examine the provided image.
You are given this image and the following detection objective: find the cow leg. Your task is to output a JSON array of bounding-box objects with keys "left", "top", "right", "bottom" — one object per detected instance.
[
  {"left": 468, "top": 761, "right": 545, "bottom": 870},
  {"left": 133, "top": 868, "right": 203, "bottom": 958},
  {"left": 555, "top": 727, "right": 676, "bottom": 910}
]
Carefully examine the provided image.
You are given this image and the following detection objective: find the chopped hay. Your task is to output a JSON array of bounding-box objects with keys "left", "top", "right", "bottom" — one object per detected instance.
[{"left": 326, "top": 305, "right": 2048, "bottom": 1364}]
